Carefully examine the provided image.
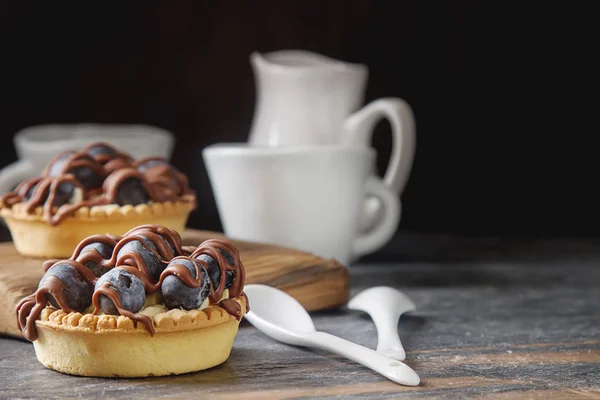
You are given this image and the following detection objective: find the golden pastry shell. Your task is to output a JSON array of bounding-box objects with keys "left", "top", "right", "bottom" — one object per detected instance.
[
  {"left": 36, "top": 296, "right": 246, "bottom": 335},
  {"left": 1, "top": 199, "right": 195, "bottom": 222}
]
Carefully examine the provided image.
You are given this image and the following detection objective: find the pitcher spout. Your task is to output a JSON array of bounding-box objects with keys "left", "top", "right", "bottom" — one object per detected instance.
[{"left": 251, "top": 50, "right": 366, "bottom": 74}]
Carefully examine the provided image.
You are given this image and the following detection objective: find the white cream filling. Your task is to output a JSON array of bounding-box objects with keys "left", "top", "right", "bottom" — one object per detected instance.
[
  {"left": 69, "top": 187, "right": 84, "bottom": 204},
  {"left": 218, "top": 289, "right": 230, "bottom": 303},
  {"left": 139, "top": 304, "right": 168, "bottom": 318}
]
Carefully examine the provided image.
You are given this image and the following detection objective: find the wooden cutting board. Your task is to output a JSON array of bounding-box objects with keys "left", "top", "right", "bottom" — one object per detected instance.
[{"left": 0, "top": 229, "right": 349, "bottom": 339}]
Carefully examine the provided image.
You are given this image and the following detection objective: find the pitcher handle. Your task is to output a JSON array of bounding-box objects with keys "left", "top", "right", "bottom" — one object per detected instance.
[
  {"left": 0, "top": 160, "right": 34, "bottom": 195},
  {"left": 343, "top": 97, "right": 416, "bottom": 195},
  {"left": 353, "top": 177, "right": 401, "bottom": 259}
]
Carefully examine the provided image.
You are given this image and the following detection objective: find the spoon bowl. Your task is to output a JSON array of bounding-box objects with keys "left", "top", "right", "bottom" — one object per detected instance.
[
  {"left": 245, "top": 284, "right": 420, "bottom": 386},
  {"left": 349, "top": 286, "right": 417, "bottom": 314},
  {"left": 244, "top": 283, "right": 316, "bottom": 333}
]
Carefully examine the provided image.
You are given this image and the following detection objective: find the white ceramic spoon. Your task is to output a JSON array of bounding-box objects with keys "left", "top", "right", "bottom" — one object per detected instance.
[
  {"left": 347, "top": 286, "right": 416, "bottom": 361},
  {"left": 244, "top": 284, "right": 420, "bottom": 386}
]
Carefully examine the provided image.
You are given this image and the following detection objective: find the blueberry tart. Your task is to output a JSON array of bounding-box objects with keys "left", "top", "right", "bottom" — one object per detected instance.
[
  {"left": 0, "top": 143, "right": 196, "bottom": 258},
  {"left": 15, "top": 224, "right": 248, "bottom": 377}
]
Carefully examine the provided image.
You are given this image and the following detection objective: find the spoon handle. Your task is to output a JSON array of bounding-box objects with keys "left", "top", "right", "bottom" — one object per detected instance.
[
  {"left": 305, "top": 331, "right": 420, "bottom": 386},
  {"left": 370, "top": 310, "right": 406, "bottom": 361}
]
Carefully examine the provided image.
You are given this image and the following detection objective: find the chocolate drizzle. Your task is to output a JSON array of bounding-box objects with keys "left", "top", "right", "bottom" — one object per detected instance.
[
  {"left": 0, "top": 142, "right": 196, "bottom": 225},
  {"left": 17, "top": 259, "right": 99, "bottom": 341},
  {"left": 191, "top": 239, "right": 246, "bottom": 304},
  {"left": 15, "top": 225, "right": 248, "bottom": 340}
]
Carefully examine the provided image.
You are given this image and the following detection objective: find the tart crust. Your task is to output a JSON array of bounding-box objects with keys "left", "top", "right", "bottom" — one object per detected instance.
[
  {"left": 32, "top": 296, "right": 247, "bottom": 377},
  {"left": 0, "top": 201, "right": 195, "bottom": 258}
]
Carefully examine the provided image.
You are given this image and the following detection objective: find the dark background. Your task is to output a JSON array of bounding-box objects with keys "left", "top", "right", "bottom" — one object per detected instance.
[{"left": 0, "top": 1, "right": 598, "bottom": 253}]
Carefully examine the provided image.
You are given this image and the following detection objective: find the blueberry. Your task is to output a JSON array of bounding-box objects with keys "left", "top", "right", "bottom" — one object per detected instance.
[
  {"left": 82, "top": 241, "right": 114, "bottom": 259},
  {"left": 95, "top": 268, "right": 145, "bottom": 315},
  {"left": 40, "top": 263, "right": 93, "bottom": 312},
  {"left": 114, "top": 177, "right": 149, "bottom": 206},
  {"left": 52, "top": 181, "right": 78, "bottom": 206},
  {"left": 162, "top": 257, "right": 210, "bottom": 310},
  {"left": 24, "top": 183, "right": 38, "bottom": 200},
  {"left": 85, "top": 143, "right": 118, "bottom": 160},
  {"left": 195, "top": 249, "right": 235, "bottom": 289},
  {"left": 67, "top": 165, "right": 104, "bottom": 190},
  {"left": 47, "top": 152, "right": 75, "bottom": 177},
  {"left": 47, "top": 152, "right": 104, "bottom": 190},
  {"left": 103, "top": 157, "right": 132, "bottom": 174},
  {"left": 24, "top": 181, "right": 76, "bottom": 207},
  {"left": 136, "top": 158, "right": 170, "bottom": 173},
  {"left": 116, "top": 237, "right": 171, "bottom": 282},
  {"left": 76, "top": 241, "right": 114, "bottom": 277}
]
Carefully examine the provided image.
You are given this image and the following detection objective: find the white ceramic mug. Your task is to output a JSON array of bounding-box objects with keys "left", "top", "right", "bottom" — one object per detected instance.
[
  {"left": 0, "top": 124, "right": 175, "bottom": 195},
  {"left": 202, "top": 144, "right": 401, "bottom": 265}
]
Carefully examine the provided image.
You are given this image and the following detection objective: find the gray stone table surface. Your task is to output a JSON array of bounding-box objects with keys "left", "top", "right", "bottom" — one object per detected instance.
[{"left": 1, "top": 251, "right": 599, "bottom": 399}]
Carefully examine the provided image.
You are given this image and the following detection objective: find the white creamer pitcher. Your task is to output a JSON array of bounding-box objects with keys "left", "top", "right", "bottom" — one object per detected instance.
[{"left": 249, "top": 50, "right": 416, "bottom": 233}]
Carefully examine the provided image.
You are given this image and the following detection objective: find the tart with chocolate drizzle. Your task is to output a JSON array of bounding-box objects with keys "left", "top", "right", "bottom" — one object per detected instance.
[
  {"left": 15, "top": 224, "right": 249, "bottom": 378},
  {"left": 0, "top": 142, "right": 196, "bottom": 258}
]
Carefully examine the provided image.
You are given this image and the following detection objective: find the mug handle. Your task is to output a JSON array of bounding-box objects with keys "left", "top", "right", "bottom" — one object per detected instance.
[
  {"left": 352, "top": 176, "right": 401, "bottom": 259},
  {"left": 342, "top": 98, "right": 416, "bottom": 228},
  {"left": 0, "top": 160, "right": 35, "bottom": 195}
]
